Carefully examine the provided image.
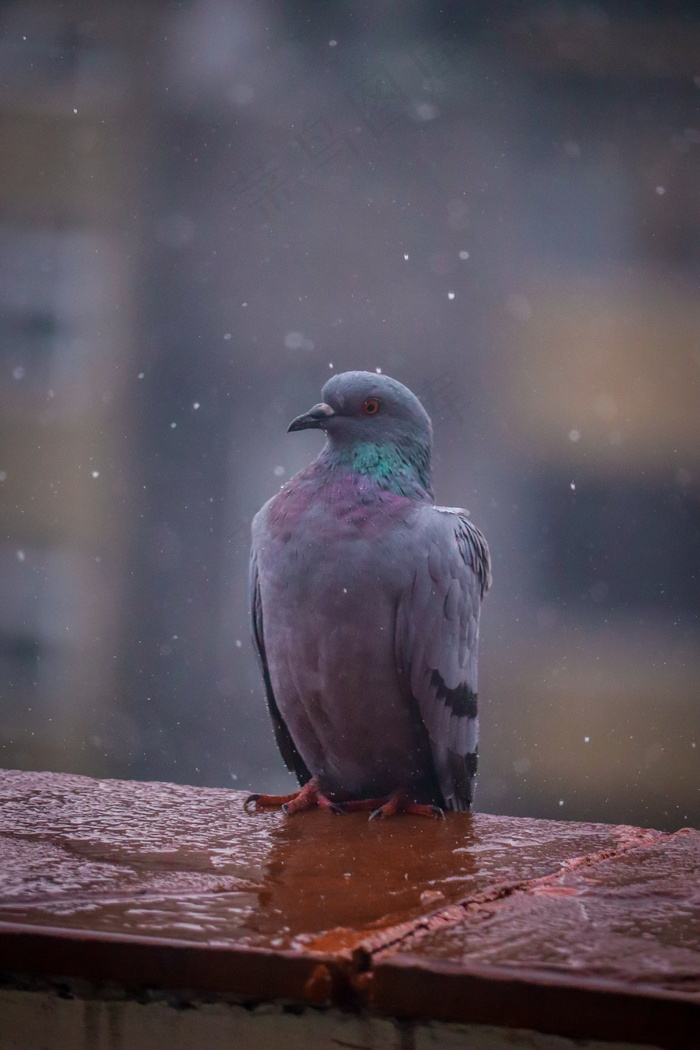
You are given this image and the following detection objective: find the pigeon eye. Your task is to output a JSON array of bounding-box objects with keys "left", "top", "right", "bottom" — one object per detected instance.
[{"left": 363, "top": 397, "right": 381, "bottom": 416}]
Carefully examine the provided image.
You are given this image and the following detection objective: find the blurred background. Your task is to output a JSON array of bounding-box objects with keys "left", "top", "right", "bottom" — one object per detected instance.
[{"left": 0, "top": 0, "right": 698, "bottom": 832}]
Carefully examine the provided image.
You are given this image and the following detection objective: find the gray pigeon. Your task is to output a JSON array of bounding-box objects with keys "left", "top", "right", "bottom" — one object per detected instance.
[{"left": 247, "top": 371, "right": 491, "bottom": 819}]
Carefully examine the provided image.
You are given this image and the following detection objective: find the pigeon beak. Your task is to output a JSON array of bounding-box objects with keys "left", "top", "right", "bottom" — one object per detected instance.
[{"left": 287, "top": 402, "right": 335, "bottom": 433}]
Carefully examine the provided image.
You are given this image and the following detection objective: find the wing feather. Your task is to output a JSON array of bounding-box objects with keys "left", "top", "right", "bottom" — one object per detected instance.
[
  {"left": 397, "top": 507, "right": 491, "bottom": 811},
  {"left": 250, "top": 548, "right": 311, "bottom": 786}
]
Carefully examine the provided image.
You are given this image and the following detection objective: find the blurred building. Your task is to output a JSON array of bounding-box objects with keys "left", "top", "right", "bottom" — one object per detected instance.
[
  {"left": 0, "top": 1, "right": 697, "bottom": 831},
  {"left": 0, "top": 4, "right": 153, "bottom": 771}
]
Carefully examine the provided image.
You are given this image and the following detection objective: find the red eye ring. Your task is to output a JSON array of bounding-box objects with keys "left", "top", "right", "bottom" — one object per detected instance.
[{"left": 363, "top": 397, "right": 381, "bottom": 416}]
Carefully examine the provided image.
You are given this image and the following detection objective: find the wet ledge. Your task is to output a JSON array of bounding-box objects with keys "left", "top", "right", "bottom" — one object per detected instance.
[{"left": 0, "top": 768, "right": 697, "bottom": 1050}]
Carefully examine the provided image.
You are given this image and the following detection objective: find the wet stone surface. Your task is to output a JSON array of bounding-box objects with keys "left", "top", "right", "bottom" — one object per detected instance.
[
  {"left": 0, "top": 768, "right": 648, "bottom": 952},
  {"left": 387, "top": 827, "right": 700, "bottom": 995},
  {"left": 0, "top": 768, "right": 698, "bottom": 1047}
]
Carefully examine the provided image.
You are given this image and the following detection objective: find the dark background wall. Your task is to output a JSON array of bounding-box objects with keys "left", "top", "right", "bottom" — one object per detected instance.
[{"left": 0, "top": 0, "right": 698, "bottom": 831}]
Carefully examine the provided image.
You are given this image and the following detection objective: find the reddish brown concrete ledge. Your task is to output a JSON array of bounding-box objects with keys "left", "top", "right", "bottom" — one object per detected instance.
[{"left": 0, "top": 768, "right": 697, "bottom": 1049}]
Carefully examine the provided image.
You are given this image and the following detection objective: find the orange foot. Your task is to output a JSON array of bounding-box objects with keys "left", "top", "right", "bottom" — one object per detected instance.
[
  {"left": 335, "top": 790, "right": 444, "bottom": 821},
  {"left": 244, "top": 777, "right": 343, "bottom": 815}
]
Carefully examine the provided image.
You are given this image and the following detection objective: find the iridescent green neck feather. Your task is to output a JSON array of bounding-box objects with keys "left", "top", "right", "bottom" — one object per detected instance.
[{"left": 321, "top": 440, "right": 433, "bottom": 500}]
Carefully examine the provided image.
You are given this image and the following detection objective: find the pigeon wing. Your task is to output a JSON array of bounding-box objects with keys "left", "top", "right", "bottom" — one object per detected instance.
[
  {"left": 250, "top": 548, "right": 311, "bottom": 786},
  {"left": 396, "top": 508, "right": 491, "bottom": 811}
]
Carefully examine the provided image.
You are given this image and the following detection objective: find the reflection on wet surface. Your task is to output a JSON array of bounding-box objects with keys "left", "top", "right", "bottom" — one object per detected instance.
[{"left": 0, "top": 769, "right": 646, "bottom": 952}]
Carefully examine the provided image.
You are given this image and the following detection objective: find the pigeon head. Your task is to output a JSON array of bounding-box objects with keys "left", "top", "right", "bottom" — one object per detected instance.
[{"left": 288, "top": 371, "right": 433, "bottom": 497}]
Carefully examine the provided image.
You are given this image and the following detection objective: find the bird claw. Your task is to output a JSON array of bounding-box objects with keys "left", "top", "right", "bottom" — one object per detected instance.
[
  {"left": 246, "top": 783, "right": 444, "bottom": 820},
  {"left": 368, "top": 795, "right": 445, "bottom": 820},
  {"left": 245, "top": 790, "right": 301, "bottom": 811},
  {"left": 246, "top": 779, "right": 342, "bottom": 816}
]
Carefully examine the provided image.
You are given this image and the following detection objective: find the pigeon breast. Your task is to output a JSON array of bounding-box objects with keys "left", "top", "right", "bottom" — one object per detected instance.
[{"left": 253, "top": 464, "right": 438, "bottom": 802}]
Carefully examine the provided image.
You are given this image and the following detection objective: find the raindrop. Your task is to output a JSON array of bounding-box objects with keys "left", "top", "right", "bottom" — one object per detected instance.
[
  {"left": 16, "top": 550, "right": 25, "bottom": 562},
  {"left": 414, "top": 102, "right": 439, "bottom": 121},
  {"left": 0, "top": 472, "right": 6, "bottom": 482},
  {"left": 403, "top": 253, "right": 409, "bottom": 260},
  {"left": 558, "top": 799, "right": 564, "bottom": 806},
  {"left": 91, "top": 470, "right": 100, "bottom": 478},
  {"left": 569, "top": 429, "right": 580, "bottom": 442},
  {"left": 458, "top": 250, "right": 469, "bottom": 260},
  {"left": 12, "top": 366, "right": 25, "bottom": 380},
  {"left": 235, "top": 639, "right": 242, "bottom": 648},
  {"left": 193, "top": 402, "right": 200, "bottom": 410},
  {"left": 170, "top": 422, "right": 177, "bottom": 428},
  {"left": 570, "top": 482, "right": 576, "bottom": 491},
  {"left": 138, "top": 372, "right": 145, "bottom": 379},
  {"left": 285, "top": 331, "right": 314, "bottom": 351},
  {"left": 273, "top": 465, "right": 285, "bottom": 476},
  {"left": 655, "top": 185, "right": 666, "bottom": 195},
  {"left": 375, "top": 367, "right": 382, "bottom": 373},
  {"left": 584, "top": 736, "right": 590, "bottom": 743},
  {"left": 224, "top": 333, "right": 232, "bottom": 340},
  {"left": 447, "top": 291, "right": 455, "bottom": 300},
  {"left": 329, "top": 39, "right": 337, "bottom": 47}
]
